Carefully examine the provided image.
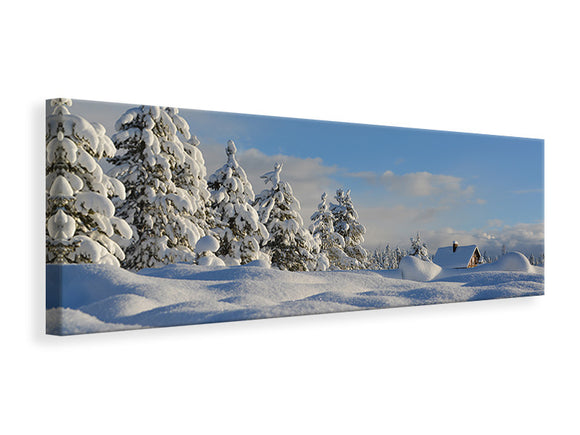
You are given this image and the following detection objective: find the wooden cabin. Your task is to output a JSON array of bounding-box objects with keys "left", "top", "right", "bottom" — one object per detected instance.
[{"left": 433, "top": 241, "right": 481, "bottom": 269}]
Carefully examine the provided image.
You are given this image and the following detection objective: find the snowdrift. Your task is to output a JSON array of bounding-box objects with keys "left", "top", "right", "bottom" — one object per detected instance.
[
  {"left": 400, "top": 256, "right": 442, "bottom": 281},
  {"left": 490, "top": 252, "right": 534, "bottom": 272},
  {"left": 46, "top": 260, "right": 544, "bottom": 335}
]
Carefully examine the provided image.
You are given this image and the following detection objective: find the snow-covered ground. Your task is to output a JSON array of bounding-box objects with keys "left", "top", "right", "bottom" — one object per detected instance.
[{"left": 46, "top": 254, "right": 544, "bottom": 335}]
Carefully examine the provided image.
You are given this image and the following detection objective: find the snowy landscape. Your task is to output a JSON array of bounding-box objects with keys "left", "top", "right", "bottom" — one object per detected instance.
[
  {"left": 46, "top": 253, "right": 543, "bottom": 335},
  {"left": 46, "top": 98, "right": 544, "bottom": 335}
]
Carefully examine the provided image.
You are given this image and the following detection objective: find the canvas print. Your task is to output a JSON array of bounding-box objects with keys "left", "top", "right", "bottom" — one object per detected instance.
[{"left": 46, "top": 98, "right": 544, "bottom": 335}]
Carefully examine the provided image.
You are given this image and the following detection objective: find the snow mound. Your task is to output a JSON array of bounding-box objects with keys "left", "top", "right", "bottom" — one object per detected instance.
[
  {"left": 400, "top": 256, "right": 442, "bottom": 282},
  {"left": 79, "top": 294, "right": 161, "bottom": 323},
  {"left": 494, "top": 252, "right": 533, "bottom": 272},
  {"left": 198, "top": 255, "right": 226, "bottom": 266},
  {"left": 244, "top": 258, "right": 271, "bottom": 268},
  {"left": 195, "top": 235, "right": 219, "bottom": 253},
  {"left": 46, "top": 307, "right": 141, "bottom": 335}
]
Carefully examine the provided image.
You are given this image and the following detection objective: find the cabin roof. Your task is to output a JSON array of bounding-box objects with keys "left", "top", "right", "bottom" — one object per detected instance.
[{"left": 433, "top": 244, "right": 479, "bottom": 269}]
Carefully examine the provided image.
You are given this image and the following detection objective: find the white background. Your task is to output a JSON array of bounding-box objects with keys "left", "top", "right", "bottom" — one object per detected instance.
[{"left": 2, "top": 1, "right": 578, "bottom": 434}]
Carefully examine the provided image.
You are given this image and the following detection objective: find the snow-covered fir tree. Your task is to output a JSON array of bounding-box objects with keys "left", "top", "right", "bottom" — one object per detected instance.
[
  {"left": 368, "top": 248, "right": 382, "bottom": 270},
  {"left": 254, "top": 163, "right": 318, "bottom": 271},
  {"left": 108, "top": 105, "right": 210, "bottom": 270},
  {"left": 386, "top": 245, "right": 398, "bottom": 269},
  {"left": 329, "top": 188, "right": 368, "bottom": 269},
  {"left": 207, "top": 140, "right": 269, "bottom": 265},
  {"left": 309, "top": 192, "right": 355, "bottom": 270},
  {"left": 383, "top": 245, "right": 394, "bottom": 269},
  {"left": 46, "top": 98, "right": 132, "bottom": 266},
  {"left": 168, "top": 108, "right": 214, "bottom": 238},
  {"left": 369, "top": 244, "right": 410, "bottom": 269},
  {"left": 409, "top": 232, "right": 430, "bottom": 261},
  {"left": 394, "top": 246, "right": 406, "bottom": 268},
  {"left": 369, "top": 244, "right": 394, "bottom": 270}
]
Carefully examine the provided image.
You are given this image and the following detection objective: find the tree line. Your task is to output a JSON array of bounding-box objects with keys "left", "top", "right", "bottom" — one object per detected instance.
[
  {"left": 48, "top": 99, "right": 541, "bottom": 272},
  {"left": 46, "top": 99, "right": 376, "bottom": 272}
]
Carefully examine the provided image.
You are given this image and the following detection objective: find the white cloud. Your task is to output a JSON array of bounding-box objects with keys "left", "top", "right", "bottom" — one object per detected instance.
[
  {"left": 358, "top": 204, "right": 448, "bottom": 250},
  {"left": 348, "top": 169, "right": 475, "bottom": 201},
  {"left": 421, "top": 222, "right": 544, "bottom": 257},
  {"left": 382, "top": 170, "right": 472, "bottom": 197}
]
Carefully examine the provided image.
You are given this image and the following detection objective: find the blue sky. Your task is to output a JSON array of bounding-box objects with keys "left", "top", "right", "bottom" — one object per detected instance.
[
  {"left": 180, "top": 108, "right": 544, "bottom": 225},
  {"left": 68, "top": 99, "right": 544, "bottom": 256}
]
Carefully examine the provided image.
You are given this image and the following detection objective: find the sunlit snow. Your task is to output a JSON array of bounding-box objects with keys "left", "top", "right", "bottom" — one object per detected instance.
[{"left": 46, "top": 258, "right": 543, "bottom": 335}]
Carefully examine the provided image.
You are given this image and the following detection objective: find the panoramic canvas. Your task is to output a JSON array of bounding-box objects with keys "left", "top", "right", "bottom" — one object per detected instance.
[{"left": 45, "top": 98, "right": 544, "bottom": 335}]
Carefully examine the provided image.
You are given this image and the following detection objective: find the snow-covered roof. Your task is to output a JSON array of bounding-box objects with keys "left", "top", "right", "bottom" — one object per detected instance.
[{"left": 433, "top": 245, "right": 478, "bottom": 269}]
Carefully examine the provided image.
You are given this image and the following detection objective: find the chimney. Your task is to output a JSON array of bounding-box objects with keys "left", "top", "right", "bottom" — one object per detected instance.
[{"left": 453, "top": 241, "right": 458, "bottom": 253}]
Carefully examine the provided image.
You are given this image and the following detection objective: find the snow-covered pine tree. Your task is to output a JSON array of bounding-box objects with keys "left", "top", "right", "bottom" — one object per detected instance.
[
  {"left": 329, "top": 188, "right": 368, "bottom": 269},
  {"left": 370, "top": 244, "right": 394, "bottom": 269},
  {"left": 207, "top": 140, "right": 268, "bottom": 264},
  {"left": 409, "top": 232, "right": 430, "bottom": 261},
  {"left": 393, "top": 246, "right": 405, "bottom": 268},
  {"left": 309, "top": 192, "right": 355, "bottom": 270},
  {"left": 167, "top": 108, "right": 214, "bottom": 238},
  {"left": 384, "top": 245, "right": 395, "bottom": 269},
  {"left": 46, "top": 98, "right": 132, "bottom": 266},
  {"left": 108, "top": 105, "right": 209, "bottom": 270},
  {"left": 368, "top": 248, "right": 383, "bottom": 270},
  {"left": 382, "top": 245, "right": 393, "bottom": 269},
  {"left": 254, "top": 163, "right": 318, "bottom": 271}
]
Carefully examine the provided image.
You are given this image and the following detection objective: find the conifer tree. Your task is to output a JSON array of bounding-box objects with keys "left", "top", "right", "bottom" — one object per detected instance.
[
  {"left": 254, "top": 163, "right": 318, "bottom": 271},
  {"left": 383, "top": 245, "right": 394, "bottom": 269},
  {"left": 329, "top": 188, "right": 368, "bottom": 269},
  {"left": 310, "top": 192, "right": 355, "bottom": 270},
  {"left": 369, "top": 244, "right": 395, "bottom": 269},
  {"left": 168, "top": 108, "right": 214, "bottom": 237},
  {"left": 46, "top": 98, "right": 132, "bottom": 266},
  {"left": 394, "top": 246, "right": 405, "bottom": 268},
  {"left": 368, "top": 248, "right": 381, "bottom": 270},
  {"left": 207, "top": 140, "right": 268, "bottom": 264},
  {"left": 409, "top": 232, "right": 430, "bottom": 261},
  {"left": 108, "top": 105, "right": 209, "bottom": 270}
]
